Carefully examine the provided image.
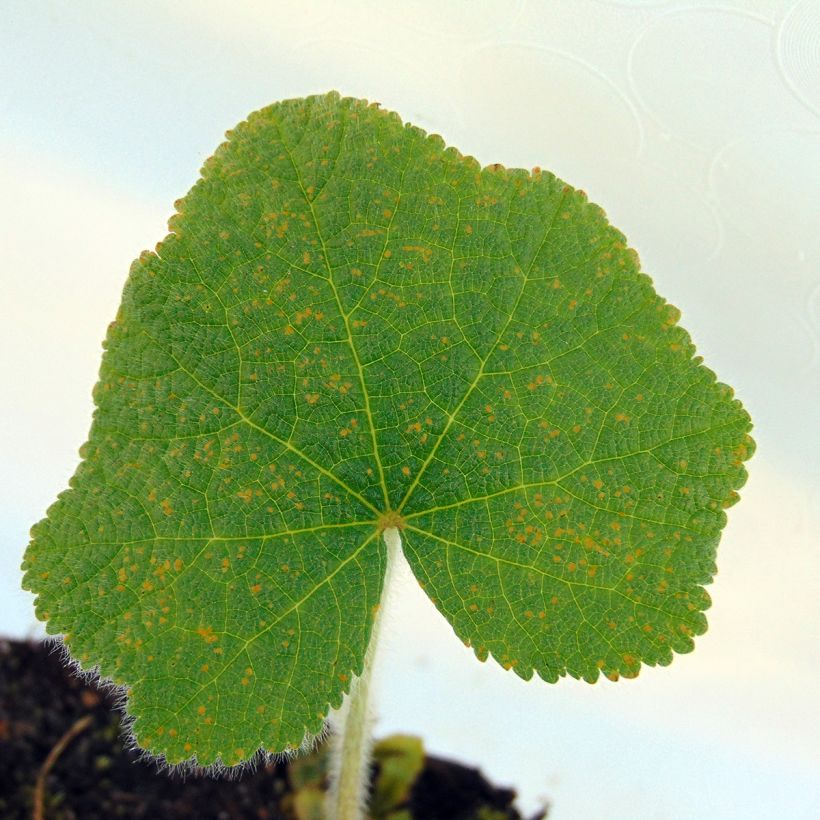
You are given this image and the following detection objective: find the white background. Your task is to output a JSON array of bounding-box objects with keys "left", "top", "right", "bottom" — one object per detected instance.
[{"left": 1, "top": 2, "right": 819, "bottom": 818}]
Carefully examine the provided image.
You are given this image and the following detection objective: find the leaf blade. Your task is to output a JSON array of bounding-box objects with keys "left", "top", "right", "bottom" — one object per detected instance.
[{"left": 22, "top": 91, "right": 753, "bottom": 766}]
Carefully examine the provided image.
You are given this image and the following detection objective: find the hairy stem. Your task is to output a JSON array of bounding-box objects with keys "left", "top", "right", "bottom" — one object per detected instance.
[{"left": 327, "top": 526, "right": 401, "bottom": 820}]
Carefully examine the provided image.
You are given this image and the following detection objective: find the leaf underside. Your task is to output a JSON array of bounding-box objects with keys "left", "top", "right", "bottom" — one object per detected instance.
[{"left": 22, "top": 92, "right": 753, "bottom": 767}]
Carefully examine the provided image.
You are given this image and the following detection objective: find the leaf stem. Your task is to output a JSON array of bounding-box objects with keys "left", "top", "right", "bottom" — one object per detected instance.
[
  {"left": 327, "top": 526, "right": 401, "bottom": 819},
  {"left": 33, "top": 714, "right": 93, "bottom": 820}
]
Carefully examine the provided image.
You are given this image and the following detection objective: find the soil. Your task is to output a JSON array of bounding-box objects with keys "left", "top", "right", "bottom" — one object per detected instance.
[{"left": 0, "top": 639, "right": 548, "bottom": 819}]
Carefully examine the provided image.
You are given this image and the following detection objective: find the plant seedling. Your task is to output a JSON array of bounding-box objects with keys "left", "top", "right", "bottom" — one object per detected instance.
[{"left": 23, "top": 92, "right": 754, "bottom": 818}]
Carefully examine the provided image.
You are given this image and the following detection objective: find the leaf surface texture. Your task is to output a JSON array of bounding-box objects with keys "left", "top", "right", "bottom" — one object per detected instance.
[{"left": 23, "top": 93, "right": 753, "bottom": 766}]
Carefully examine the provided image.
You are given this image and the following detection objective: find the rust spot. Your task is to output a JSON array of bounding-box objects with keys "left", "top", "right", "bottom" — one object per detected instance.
[{"left": 197, "top": 626, "right": 218, "bottom": 644}]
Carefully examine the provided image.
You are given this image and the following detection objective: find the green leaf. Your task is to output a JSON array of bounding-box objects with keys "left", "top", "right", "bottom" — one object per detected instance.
[
  {"left": 22, "top": 92, "right": 753, "bottom": 767},
  {"left": 370, "top": 734, "right": 426, "bottom": 817}
]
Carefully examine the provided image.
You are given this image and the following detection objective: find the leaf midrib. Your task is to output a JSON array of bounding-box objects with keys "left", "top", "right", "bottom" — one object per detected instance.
[
  {"left": 271, "top": 106, "right": 392, "bottom": 511},
  {"left": 134, "top": 324, "right": 380, "bottom": 517},
  {"left": 405, "top": 525, "right": 697, "bottom": 624},
  {"left": 156, "top": 531, "right": 379, "bottom": 724},
  {"left": 395, "top": 190, "right": 571, "bottom": 514}
]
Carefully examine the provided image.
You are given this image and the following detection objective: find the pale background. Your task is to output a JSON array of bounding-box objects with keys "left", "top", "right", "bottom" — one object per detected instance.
[{"left": 1, "top": 2, "right": 819, "bottom": 818}]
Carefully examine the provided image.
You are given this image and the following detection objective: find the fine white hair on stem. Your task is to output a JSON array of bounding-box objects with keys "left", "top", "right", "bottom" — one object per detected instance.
[{"left": 326, "top": 525, "right": 401, "bottom": 820}]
